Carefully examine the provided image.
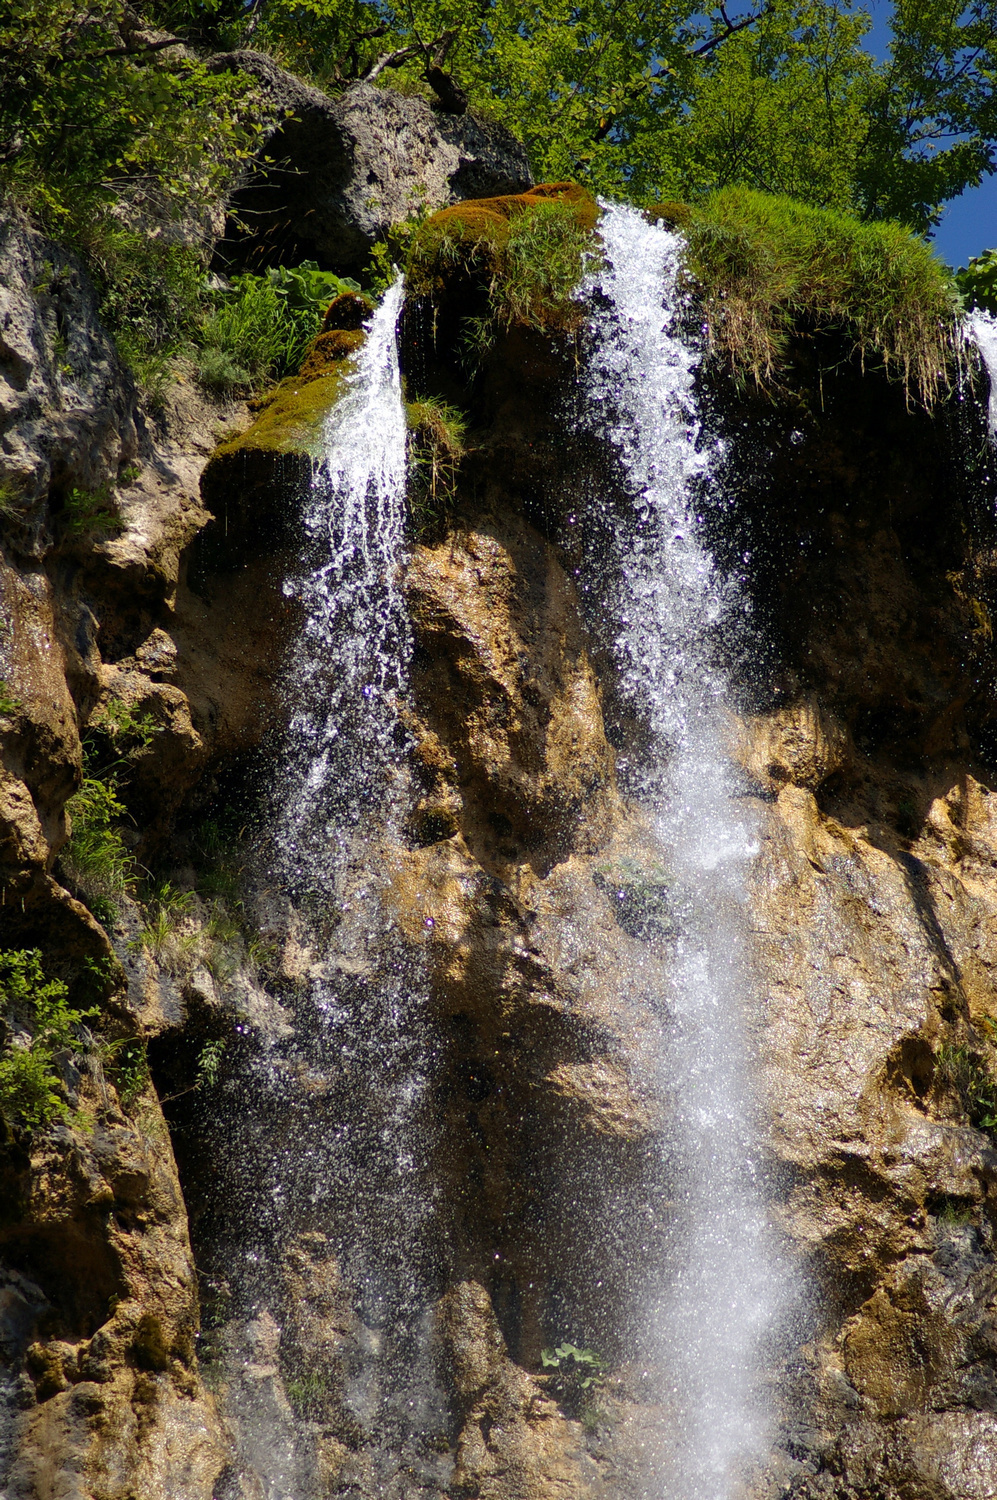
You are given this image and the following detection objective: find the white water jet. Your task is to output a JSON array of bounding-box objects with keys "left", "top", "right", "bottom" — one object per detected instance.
[
  {"left": 585, "top": 203, "right": 792, "bottom": 1499},
  {"left": 278, "top": 274, "right": 411, "bottom": 885},
  {"left": 966, "top": 309, "right": 997, "bottom": 439}
]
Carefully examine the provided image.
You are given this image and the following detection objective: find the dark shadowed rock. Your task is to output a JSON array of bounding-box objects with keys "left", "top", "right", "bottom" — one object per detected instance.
[{"left": 207, "top": 51, "right": 533, "bottom": 272}]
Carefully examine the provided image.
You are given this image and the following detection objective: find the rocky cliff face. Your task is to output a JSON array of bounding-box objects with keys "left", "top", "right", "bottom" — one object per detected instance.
[{"left": 4, "top": 165, "right": 997, "bottom": 1500}]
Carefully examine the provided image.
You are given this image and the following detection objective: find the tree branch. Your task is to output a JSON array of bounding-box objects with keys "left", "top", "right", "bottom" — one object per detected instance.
[
  {"left": 364, "top": 44, "right": 421, "bottom": 83},
  {"left": 51, "top": 35, "right": 188, "bottom": 67},
  {"left": 691, "top": 3, "right": 771, "bottom": 57}
]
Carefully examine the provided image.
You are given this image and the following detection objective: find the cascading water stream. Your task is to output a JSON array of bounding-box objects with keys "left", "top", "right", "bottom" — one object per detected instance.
[
  {"left": 201, "top": 281, "right": 448, "bottom": 1499},
  {"left": 584, "top": 203, "right": 792, "bottom": 1498},
  {"left": 966, "top": 309, "right": 997, "bottom": 439},
  {"left": 278, "top": 274, "right": 411, "bottom": 876}
]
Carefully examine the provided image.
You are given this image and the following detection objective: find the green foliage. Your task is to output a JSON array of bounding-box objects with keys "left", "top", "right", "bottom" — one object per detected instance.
[
  {"left": 0, "top": 949, "right": 99, "bottom": 1131},
  {"left": 90, "top": 699, "right": 162, "bottom": 753},
  {"left": 678, "top": 187, "right": 959, "bottom": 405},
  {"left": 0, "top": 476, "right": 24, "bottom": 523},
  {"left": 936, "top": 1027, "right": 997, "bottom": 1136},
  {"left": 0, "top": 0, "right": 259, "bottom": 388},
  {"left": 956, "top": 250, "right": 997, "bottom": 315},
  {"left": 196, "top": 1037, "right": 226, "bottom": 1089},
  {"left": 102, "top": 1036, "right": 151, "bottom": 1107},
  {"left": 61, "top": 484, "right": 125, "bottom": 537},
  {"left": 198, "top": 262, "right": 358, "bottom": 392},
  {"left": 0, "top": 681, "right": 21, "bottom": 719},
  {"left": 285, "top": 1370, "right": 330, "bottom": 1418},
  {"left": 541, "top": 1343, "right": 607, "bottom": 1400},
  {"left": 406, "top": 398, "right": 467, "bottom": 528},
  {"left": 407, "top": 193, "right": 598, "bottom": 354},
  {"left": 181, "top": 0, "right": 997, "bottom": 233},
  {"left": 61, "top": 775, "right": 135, "bottom": 918},
  {"left": 91, "top": 229, "right": 205, "bottom": 397}
]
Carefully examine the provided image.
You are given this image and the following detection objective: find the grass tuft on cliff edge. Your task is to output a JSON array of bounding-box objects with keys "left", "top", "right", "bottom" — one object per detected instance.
[
  {"left": 406, "top": 183, "right": 600, "bottom": 340},
  {"left": 653, "top": 187, "right": 959, "bottom": 407}
]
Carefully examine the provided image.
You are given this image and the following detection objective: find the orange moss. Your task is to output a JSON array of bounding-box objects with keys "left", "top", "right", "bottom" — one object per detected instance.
[
  {"left": 406, "top": 182, "right": 599, "bottom": 335},
  {"left": 427, "top": 182, "right": 598, "bottom": 238}
]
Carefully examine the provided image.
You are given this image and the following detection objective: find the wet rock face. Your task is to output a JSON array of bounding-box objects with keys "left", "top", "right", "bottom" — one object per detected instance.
[
  {"left": 717, "top": 367, "right": 997, "bottom": 1499},
  {"left": 0, "top": 206, "right": 272, "bottom": 1500}
]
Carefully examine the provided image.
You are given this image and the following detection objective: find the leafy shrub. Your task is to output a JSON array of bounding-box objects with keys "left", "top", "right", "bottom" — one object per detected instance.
[
  {"left": 956, "top": 250, "right": 997, "bottom": 316},
  {"left": 0, "top": 949, "right": 98, "bottom": 1131},
  {"left": 541, "top": 1343, "right": 606, "bottom": 1389},
  {"left": 61, "top": 484, "right": 125, "bottom": 536},
  {"left": 199, "top": 262, "right": 361, "bottom": 393},
  {"left": 101, "top": 1036, "right": 150, "bottom": 1107},
  {"left": 675, "top": 187, "right": 959, "bottom": 406}
]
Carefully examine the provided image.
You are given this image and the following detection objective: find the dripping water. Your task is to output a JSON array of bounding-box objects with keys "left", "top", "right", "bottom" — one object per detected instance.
[{"left": 584, "top": 203, "right": 793, "bottom": 1499}]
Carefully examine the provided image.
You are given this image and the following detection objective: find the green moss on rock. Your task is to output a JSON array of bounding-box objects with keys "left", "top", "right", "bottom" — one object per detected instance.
[
  {"left": 407, "top": 182, "right": 599, "bottom": 336},
  {"left": 199, "top": 368, "right": 353, "bottom": 572},
  {"left": 214, "top": 369, "right": 350, "bottom": 463}
]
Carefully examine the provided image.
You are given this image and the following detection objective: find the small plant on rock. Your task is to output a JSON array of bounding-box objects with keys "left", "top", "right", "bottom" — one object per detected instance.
[
  {"left": 541, "top": 1342, "right": 608, "bottom": 1424},
  {"left": 406, "top": 397, "right": 467, "bottom": 532},
  {"left": 0, "top": 949, "right": 99, "bottom": 1132},
  {"left": 936, "top": 1027, "right": 997, "bottom": 1136},
  {"left": 61, "top": 483, "right": 125, "bottom": 536},
  {"left": 0, "top": 680, "right": 21, "bottom": 719}
]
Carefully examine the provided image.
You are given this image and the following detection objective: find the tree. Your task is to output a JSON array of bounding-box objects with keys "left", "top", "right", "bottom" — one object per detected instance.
[{"left": 187, "top": 0, "right": 997, "bottom": 233}]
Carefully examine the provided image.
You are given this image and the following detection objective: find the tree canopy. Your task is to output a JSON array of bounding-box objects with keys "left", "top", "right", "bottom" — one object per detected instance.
[
  {"left": 135, "top": 0, "right": 997, "bottom": 234},
  {"left": 2, "top": 0, "right": 996, "bottom": 239}
]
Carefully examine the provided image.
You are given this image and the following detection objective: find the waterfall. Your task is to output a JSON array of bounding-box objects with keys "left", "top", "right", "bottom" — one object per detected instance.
[
  {"left": 278, "top": 274, "right": 410, "bottom": 883},
  {"left": 201, "top": 281, "right": 447, "bottom": 1500},
  {"left": 584, "top": 203, "right": 792, "bottom": 1498},
  {"left": 966, "top": 309, "right": 997, "bottom": 438}
]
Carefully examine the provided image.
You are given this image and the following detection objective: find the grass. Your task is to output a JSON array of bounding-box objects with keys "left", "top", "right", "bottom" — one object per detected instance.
[
  {"left": 935, "top": 1030, "right": 997, "bottom": 1136},
  {"left": 198, "top": 263, "right": 361, "bottom": 394},
  {"left": 61, "top": 774, "right": 135, "bottom": 919},
  {"left": 661, "top": 187, "right": 959, "bottom": 406},
  {"left": 406, "top": 186, "right": 600, "bottom": 348},
  {"left": 406, "top": 398, "right": 468, "bottom": 531}
]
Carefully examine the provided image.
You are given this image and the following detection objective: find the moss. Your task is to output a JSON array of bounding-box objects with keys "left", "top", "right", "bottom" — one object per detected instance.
[
  {"left": 323, "top": 292, "right": 373, "bottom": 331},
  {"left": 655, "top": 186, "right": 958, "bottom": 407},
  {"left": 298, "top": 330, "right": 365, "bottom": 381},
  {"left": 213, "top": 369, "right": 350, "bottom": 463},
  {"left": 406, "top": 182, "right": 599, "bottom": 337},
  {"left": 199, "top": 367, "right": 354, "bottom": 570}
]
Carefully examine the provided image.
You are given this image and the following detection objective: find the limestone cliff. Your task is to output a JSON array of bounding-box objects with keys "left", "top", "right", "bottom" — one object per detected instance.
[{"left": 3, "top": 175, "right": 997, "bottom": 1500}]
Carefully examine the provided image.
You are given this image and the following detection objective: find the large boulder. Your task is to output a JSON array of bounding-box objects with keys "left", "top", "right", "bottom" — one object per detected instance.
[{"left": 207, "top": 51, "right": 534, "bottom": 272}]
